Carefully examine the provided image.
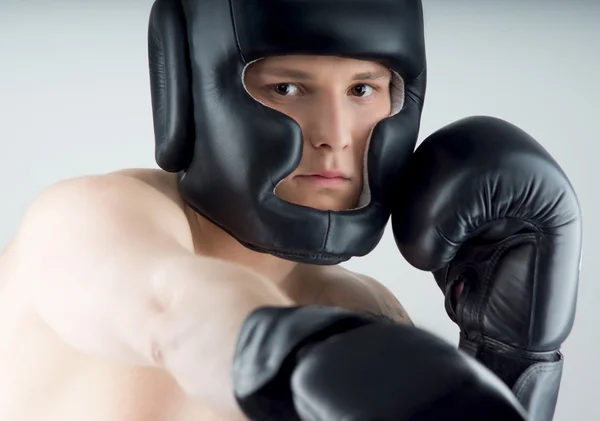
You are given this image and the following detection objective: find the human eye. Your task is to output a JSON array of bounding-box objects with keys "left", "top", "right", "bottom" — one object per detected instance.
[
  {"left": 270, "top": 83, "right": 301, "bottom": 97},
  {"left": 349, "top": 84, "right": 376, "bottom": 98}
]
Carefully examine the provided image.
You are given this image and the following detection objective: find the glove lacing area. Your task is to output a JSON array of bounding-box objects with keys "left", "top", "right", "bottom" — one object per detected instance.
[
  {"left": 440, "top": 231, "right": 564, "bottom": 383},
  {"left": 440, "top": 232, "right": 566, "bottom": 420},
  {"left": 458, "top": 334, "right": 561, "bottom": 389}
]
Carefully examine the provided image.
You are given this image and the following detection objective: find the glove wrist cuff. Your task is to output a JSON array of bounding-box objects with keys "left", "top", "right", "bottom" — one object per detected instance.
[
  {"left": 460, "top": 335, "right": 564, "bottom": 421},
  {"left": 512, "top": 355, "right": 564, "bottom": 421},
  {"left": 459, "top": 335, "right": 561, "bottom": 363}
]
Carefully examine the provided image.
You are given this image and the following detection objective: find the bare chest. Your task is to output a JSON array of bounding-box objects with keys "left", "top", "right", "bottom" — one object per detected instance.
[
  {"left": 0, "top": 257, "right": 230, "bottom": 421},
  {"left": 0, "top": 253, "right": 376, "bottom": 421}
]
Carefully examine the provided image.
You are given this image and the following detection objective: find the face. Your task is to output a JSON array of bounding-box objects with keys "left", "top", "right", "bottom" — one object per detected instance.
[{"left": 244, "top": 55, "right": 393, "bottom": 211}]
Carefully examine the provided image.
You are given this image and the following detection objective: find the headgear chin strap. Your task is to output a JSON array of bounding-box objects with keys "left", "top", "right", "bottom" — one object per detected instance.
[{"left": 148, "top": 0, "right": 427, "bottom": 265}]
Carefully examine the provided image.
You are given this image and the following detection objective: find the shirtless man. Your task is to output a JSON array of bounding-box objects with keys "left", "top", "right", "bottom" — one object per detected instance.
[
  {"left": 0, "top": 0, "right": 428, "bottom": 418},
  {"left": 0, "top": 56, "right": 413, "bottom": 420},
  {"left": 0, "top": 1, "right": 580, "bottom": 421}
]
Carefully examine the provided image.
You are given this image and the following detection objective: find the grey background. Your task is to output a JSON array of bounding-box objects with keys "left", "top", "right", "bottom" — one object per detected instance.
[{"left": 1, "top": 0, "right": 598, "bottom": 419}]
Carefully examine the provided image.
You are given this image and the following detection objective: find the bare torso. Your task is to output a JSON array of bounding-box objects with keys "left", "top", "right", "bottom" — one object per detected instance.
[{"left": 0, "top": 169, "right": 391, "bottom": 421}]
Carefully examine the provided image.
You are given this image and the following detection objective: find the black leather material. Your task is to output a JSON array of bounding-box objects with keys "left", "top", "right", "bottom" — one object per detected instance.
[
  {"left": 392, "top": 116, "right": 583, "bottom": 420},
  {"left": 232, "top": 306, "right": 374, "bottom": 421},
  {"left": 148, "top": 0, "right": 426, "bottom": 264},
  {"left": 512, "top": 357, "right": 563, "bottom": 421},
  {"left": 233, "top": 306, "right": 528, "bottom": 421}
]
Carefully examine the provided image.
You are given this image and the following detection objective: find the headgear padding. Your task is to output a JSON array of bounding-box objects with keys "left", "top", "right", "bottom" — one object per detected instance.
[{"left": 148, "top": 0, "right": 427, "bottom": 264}]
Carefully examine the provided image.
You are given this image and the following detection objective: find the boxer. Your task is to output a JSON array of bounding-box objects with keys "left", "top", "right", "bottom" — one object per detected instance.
[
  {"left": 0, "top": 0, "right": 575, "bottom": 420},
  {"left": 5, "top": 54, "right": 408, "bottom": 421},
  {"left": 0, "top": 0, "right": 427, "bottom": 419},
  {"left": 1, "top": 48, "right": 411, "bottom": 421}
]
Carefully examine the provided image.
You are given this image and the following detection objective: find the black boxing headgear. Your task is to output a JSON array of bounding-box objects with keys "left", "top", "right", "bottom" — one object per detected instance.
[{"left": 148, "top": 0, "right": 426, "bottom": 265}]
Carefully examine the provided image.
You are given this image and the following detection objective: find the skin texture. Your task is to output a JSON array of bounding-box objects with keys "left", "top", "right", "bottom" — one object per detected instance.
[{"left": 0, "top": 56, "right": 411, "bottom": 421}]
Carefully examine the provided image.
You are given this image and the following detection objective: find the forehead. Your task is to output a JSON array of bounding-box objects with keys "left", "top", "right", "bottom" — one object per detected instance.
[{"left": 250, "top": 55, "right": 390, "bottom": 75}]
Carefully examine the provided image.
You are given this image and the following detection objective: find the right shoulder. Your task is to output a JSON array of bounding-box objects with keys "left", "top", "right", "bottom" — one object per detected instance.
[
  {"left": 31, "top": 168, "right": 184, "bottom": 217},
  {"left": 15, "top": 169, "right": 194, "bottom": 251},
  {"left": 109, "top": 168, "right": 184, "bottom": 208}
]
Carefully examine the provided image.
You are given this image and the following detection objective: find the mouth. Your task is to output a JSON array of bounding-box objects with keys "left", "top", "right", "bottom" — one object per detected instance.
[{"left": 295, "top": 171, "right": 351, "bottom": 187}]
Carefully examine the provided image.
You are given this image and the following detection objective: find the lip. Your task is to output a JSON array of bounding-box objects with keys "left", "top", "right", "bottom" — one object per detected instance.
[
  {"left": 305, "top": 170, "right": 351, "bottom": 179},
  {"left": 296, "top": 171, "right": 351, "bottom": 187}
]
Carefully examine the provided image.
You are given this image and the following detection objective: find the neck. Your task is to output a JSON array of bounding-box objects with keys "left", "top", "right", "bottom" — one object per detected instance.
[{"left": 185, "top": 206, "right": 298, "bottom": 284}]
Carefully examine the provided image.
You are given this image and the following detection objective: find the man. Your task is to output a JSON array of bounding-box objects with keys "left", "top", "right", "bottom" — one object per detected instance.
[
  {"left": 0, "top": 2, "right": 424, "bottom": 420},
  {"left": 0, "top": 56, "right": 409, "bottom": 421},
  {"left": 0, "top": 1, "right": 581, "bottom": 421}
]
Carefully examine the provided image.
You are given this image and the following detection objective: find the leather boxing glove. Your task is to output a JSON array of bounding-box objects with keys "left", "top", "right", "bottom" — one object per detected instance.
[
  {"left": 233, "top": 306, "right": 528, "bottom": 421},
  {"left": 392, "top": 116, "right": 582, "bottom": 421}
]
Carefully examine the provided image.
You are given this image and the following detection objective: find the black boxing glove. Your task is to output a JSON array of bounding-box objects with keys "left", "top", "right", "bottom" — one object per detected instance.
[
  {"left": 392, "top": 116, "right": 583, "bottom": 421},
  {"left": 232, "top": 306, "right": 527, "bottom": 421}
]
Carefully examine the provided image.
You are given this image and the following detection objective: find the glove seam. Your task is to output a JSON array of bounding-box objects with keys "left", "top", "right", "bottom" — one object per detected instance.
[{"left": 511, "top": 360, "right": 563, "bottom": 399}]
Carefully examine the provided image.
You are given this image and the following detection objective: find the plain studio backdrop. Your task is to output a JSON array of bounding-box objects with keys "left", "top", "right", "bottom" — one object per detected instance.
[{"left": 1, "top": 0, "right": 598, "bottom": 419}]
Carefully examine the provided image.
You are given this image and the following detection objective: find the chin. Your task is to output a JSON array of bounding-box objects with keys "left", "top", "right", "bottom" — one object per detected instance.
[
  {"left": 276, "top": 186, "right": 360, "bottom": 211},
  {"left": 293, "top": 197, "right": 357, "bottom": 212}
]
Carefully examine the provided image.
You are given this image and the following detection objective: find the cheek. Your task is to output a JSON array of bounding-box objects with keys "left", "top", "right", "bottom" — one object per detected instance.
[
  {"left": 356, "top": 103, "right": 390, "bottom": 141},
  {"left": 350, "top": 101, "right": 391, "bottom": 164}
]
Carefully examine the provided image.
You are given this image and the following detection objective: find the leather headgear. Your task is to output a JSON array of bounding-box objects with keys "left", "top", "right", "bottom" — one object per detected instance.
[{"left": 148, "top": 0, "right": 426, "bottom": 264}]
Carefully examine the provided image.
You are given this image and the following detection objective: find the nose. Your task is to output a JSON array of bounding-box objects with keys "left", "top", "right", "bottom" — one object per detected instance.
[{"left": 305, "top": 98, "right": 352, "bottom": 151}]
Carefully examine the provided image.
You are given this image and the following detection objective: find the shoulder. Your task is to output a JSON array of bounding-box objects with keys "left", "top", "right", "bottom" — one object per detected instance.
[
  {"left": 34, "top": 168, "right": 184, "bottom": 217},
  {"left": 16, "top": 168, "right": 192, "bottom": 248},
  {"left": 291, "top": 264, "right": 414, "bottom": 326},
  {"left": 110, "top": 168, "right": 183, "bottom": 206},
  {"left": 343, "top": 267, "right": 414, "bottom": 326}
]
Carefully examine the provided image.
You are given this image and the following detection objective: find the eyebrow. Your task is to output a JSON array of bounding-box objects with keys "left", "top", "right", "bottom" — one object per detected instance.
[{"left": 260, "top": 68, "right": 390, "bottom": 81}]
